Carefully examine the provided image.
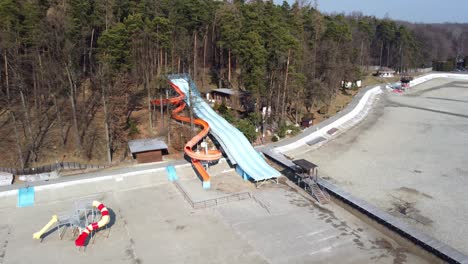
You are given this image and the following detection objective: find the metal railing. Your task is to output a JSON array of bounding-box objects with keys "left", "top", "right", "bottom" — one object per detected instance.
[
  {"left": 192, "top": 192, "right": 251, "bottom": 209},
  {"left": 173, "top": 180, "right": 195, "bottom": 208},
  {"left": 172, "top": 180, "right": 251, "bottom": 209}
]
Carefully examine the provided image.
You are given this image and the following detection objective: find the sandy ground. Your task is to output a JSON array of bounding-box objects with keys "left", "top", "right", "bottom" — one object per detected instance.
[
  {"left": 0, "top": 161, "right": 428, "bottom": 263},
  {"left": 290, "top": 78, "right": 468, "bottom": 254}
]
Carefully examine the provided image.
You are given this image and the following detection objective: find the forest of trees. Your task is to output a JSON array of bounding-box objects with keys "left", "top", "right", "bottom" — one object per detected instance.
[
  {"left": 403, "top": 22, "right": 468, "bottom": 65},
  {"left": 0, "top": 0, "right": 466, "bottom": 168}
]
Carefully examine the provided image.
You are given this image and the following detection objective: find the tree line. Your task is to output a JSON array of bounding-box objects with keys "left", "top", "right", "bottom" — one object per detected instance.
[{"left": 0, "top": 0, "right": 463, "bottom": 167}]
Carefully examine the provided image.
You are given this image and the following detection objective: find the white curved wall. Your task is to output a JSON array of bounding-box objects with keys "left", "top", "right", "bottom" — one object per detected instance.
[
  {"left": 409, "top": 73, "right": 468, "bottom": 86},
  {"left": 274, "top": 86, "right": 383, "bottom": 153},
  {"left": 274, "top": 73, "right": 468, "bottom": 154}
]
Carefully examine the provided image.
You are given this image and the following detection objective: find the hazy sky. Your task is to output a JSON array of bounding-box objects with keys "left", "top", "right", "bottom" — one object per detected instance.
[{"left": 274, "top": 0, "right": 468, "bottom": 23}]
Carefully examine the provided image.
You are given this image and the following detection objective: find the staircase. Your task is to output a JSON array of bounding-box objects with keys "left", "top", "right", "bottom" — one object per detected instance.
[{"left": 304, "top": 178, "right": 330, "bottom": 204}]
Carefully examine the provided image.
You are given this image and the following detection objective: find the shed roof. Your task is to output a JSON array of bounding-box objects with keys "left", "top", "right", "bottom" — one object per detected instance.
[
  {"left": 211, "top": 88, "right": 250, "bottom": 96},
  {"left": 128, "top": 138, "right": 168, "bottom": 153},
  {"left": 211, "top": 88, "right": 237, "bottom": 96},
  {"left": 378, "top": 67, "right": 395, "bottom": 73},
  {"left": 293, "top": 159, "right": 318, "bottom": 171}
]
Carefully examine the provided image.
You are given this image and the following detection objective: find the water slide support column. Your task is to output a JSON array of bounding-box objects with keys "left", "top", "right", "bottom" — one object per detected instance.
[{"left": 203, "top": 181, "right": 211, "bottom": 189}]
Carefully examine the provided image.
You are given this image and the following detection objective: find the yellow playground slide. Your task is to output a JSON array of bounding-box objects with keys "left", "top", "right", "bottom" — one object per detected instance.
[{"left": 33, "top": 215, "right": 58, "bottom": 240}]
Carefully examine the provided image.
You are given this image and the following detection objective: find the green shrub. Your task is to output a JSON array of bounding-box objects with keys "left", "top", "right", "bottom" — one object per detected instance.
[
  {"left": 276, "top": 121, "right": 301, "bottom": 138},
  {"left": 127, "top": 119, "right": 140, "bottom": 136},
  {"left": 213, "top": 102, "right": 220, "bottom": 111},
  {"left": 236, "top": 119, "right": 257, "bottom": 143},
  {"left": 218, "top": 101, "right": 228, "bottom": 115},
  {"left": 222, "top": 109, "right": 235, "bottom": 123},
  {"left": 271, "top": 135, "right": 279, "bottom": 142},
  {"left": 247, "top": 112, "right": 261, "bottom": 126},
  {"left": 278, "top": 122, "right": 288, "bottom": 138},
  {"left": 218, "top": 101, "right": 235, "bottom": 123},
  {"left": 288, "top": 125, "right": 301, "bottom": 136}
]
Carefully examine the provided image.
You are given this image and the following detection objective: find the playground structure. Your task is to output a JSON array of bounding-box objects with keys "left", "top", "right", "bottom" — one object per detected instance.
[
  {"left": 164, "top": 75, "right": 280, "bottom": 187},
  {"left": 74, "top": 201, "right": 110, "bottom": 247},
  {"left": 152, "top": 80, "right": 222, "bottom": 189},
  {"left": 32, "top": 200, "right": 111, "bottom": 247},
  {"left": 33, "top": 215, "right": 58, "bottom": 239}
]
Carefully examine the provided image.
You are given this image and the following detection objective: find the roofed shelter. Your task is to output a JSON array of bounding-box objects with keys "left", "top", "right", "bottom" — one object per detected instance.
[
  {"left": 210, "top": 88, "right": 236, "bottom": 101},
  {"left": 293, "top": 159, "right": 318, "bottom": 180},
  {"left": 128, "top": 138, "right": 169, "bottom": 163},
  {"left": 377, "top": 67, "right": 396, "bottom": 78},
  {"left": 208, "top": 88, "right": 250, "bottom": 111}
]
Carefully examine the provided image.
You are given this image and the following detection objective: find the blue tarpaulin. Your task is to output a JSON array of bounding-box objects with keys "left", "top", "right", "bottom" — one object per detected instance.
[
  {"left": 166, "top": 166, "right": 178, "bottom": 182},
  {"left": 18, "top": 187, "right": 35, "bottom": 207}
]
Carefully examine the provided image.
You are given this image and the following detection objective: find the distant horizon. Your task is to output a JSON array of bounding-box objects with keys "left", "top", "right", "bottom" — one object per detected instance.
[{"left": 274, "top": 0, "right": 468, "bottom": 24}]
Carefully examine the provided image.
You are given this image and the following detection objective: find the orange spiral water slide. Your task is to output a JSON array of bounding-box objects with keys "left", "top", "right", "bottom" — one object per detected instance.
[{"left": 152, "top": 81, "right": 222, "bottom": 188}]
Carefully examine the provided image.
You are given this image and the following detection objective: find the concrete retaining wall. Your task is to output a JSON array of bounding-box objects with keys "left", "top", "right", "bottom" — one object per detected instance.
[
  {"left": 410, "top": 73, "right": 468, "bottom": 87},
  {"left": 319, "top": 179, "right": 468, "bottom": 264},
  {"left": 274, "top": 85, "right": 384, "bottom": 153}
]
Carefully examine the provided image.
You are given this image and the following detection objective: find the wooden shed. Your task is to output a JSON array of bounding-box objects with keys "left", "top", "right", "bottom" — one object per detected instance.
[
  {"left": 301, "top": 117, "right": 314, "bottom": 128},
  {"left": 209, "top": 88, "right": 250, "bottom": 111},
  {"left": 128, "top": 138, "right": 169, "bottom": 163},
  {"left": 210, "top": 88, "right": 237, "bottom": 104},
  {"left": 377, "top": 67, "right": 395, "bottom": 78}
]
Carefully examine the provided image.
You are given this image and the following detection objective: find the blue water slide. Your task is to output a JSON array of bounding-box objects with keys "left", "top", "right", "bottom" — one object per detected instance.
[{"left": 169, "top": 76, "right": 280, "bottom": 181}]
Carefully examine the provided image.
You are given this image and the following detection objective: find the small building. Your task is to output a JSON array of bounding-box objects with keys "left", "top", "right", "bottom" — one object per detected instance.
[
  {"left": 301, "top": 117, "right": 314, "bottom": 128},
  {"left": 377, "top": 67, "right": 395, "bottom": 78},
  {"left": 208, "top": 88, "right": 252, "bottom": 111},
  {"left": 128, "top": 138, "right": 169, "bottom": 163},
  {"left": 209, "top": 88, "right": 240, "bottom": 104},
  {"left": 341, "top": 80, "right": 362, "bottom": 89},
  {"left": 293, "top": 159, "right": 318, "bottom": 180}
]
